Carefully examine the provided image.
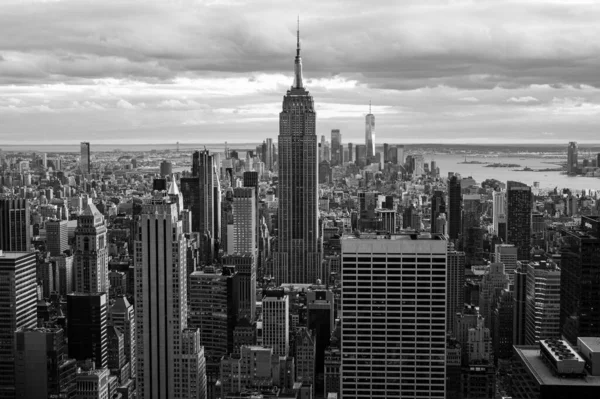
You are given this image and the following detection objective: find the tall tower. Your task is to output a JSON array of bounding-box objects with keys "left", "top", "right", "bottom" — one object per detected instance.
[
  {"left": 331, "top": 129, "right": 342, "bottom": 166},
  {"left": 567, "top": 141, "right": 578, "bottom": 174},
  {"left": 0, "top": 251, "right": 37, "bottom": 399},
  {"left": 263, "top": 289, "right": 290, "bottom": 357},
  {"left": 74, "top": 204, "right": 109, "bottom": 293},
  {"left": 135, "top": 195, "right": 198, "bottom": 399},
  {"left": 46, "top": 219, "right": 68, "bottom": 257},
  {"left": 67, "top": 292, "right": 108, "bottom": 369},
  {"left": 232, "top": 187, "right": 256, "bottom": 253},
  {"left": 341, "top": 234, "right": 447, "bottom": 398},
  {"left": 275, "top": 22, "right": 321, "bottom": 285},
  {"left": 492, "top": 190, "right": 506, "bottom": 237},
  {"left": 447, "top": 174, "right": 462, "bottom": 240},
  {"left": 506, "top": 181, "right": 532, "bottom": 260},
  {"left": 0, "top": 198, "right": 30, "bottom": 252},
  {"left": 365, "top": 102, "right": 375, "bottom": 163},
  {"left": 80, "top": 142, "right": 91, "bottom": 175}
]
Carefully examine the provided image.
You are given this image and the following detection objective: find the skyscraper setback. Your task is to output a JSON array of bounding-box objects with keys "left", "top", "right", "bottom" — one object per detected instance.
[
  {"left": 274, "top": 25, "right": 320, "bottom": 285},
  {"left": 74, "top": 204, "right": 109, "bottom": 293}
]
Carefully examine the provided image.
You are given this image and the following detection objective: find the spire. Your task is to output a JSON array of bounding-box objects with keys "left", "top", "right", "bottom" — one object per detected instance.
[
  {"left": 293, "top": 17, "right": 304, "bottom": 89},
  {"left": 369, "top": 99, "right": 372, "bottom": 114}
]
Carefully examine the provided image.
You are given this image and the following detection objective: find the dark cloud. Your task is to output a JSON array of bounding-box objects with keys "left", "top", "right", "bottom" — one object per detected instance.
[{"left": 1, "top": 0, "right": 600, "bottom": 89}]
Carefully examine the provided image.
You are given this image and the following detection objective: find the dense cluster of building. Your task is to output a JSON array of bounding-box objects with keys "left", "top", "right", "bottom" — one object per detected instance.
[{"left": 2, "top": 32, "right": 600, "bottom": 399}]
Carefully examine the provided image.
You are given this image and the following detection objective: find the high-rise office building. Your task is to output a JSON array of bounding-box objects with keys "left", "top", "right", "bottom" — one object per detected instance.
[
  {"left": 567, "top": 141, "right": 578, "bottom": 174},
  {"left": 0, "top": 251, "right": 37, "bottom": 399},
  {"left": 74, "top": 203, "right": 109, "bottom": 293},
  {"left": 560, "top": 216, "right": 600, "bottom": 345},
  {"left": 355, "top": 144, "right": 367, "bottom": 167},
  {"left": 447, "top": 174, "right": 462, "bottom": 240},
  {"left": 479, "top": 263, "right": 509, "bottom": 329},
  {"left": 341, "top": 233, "right": 447, "bottom": 398},
  {"left": 274, "top": 27, "right": 320, "bottom": 285},
  {"left": 263, "top": 138, "right": 274, "bottom": 171},
  {"left": 331, "top": 129, "right": 342, "bottom": 166},
  {"left": 160, "top": 160, "right": 173, "bottom": 177},
  {"left": 80, "top": 142, "right": 91, "bottom": 175},
  {"left": 513, "top": 262, "right": 528, "bottom": 346},
  {"left": 232, "top": 187, "right": 256, "bottom": 253},
  {"left": 109, "top": 296, "right": 136, "bottom": 380},
  {"left": 0, "top": 198, "right": 31, "bottom": 252},
  {"left": 263, "top": 289, "right": 290, "bottom": 357},
  {"left": 67, "top": 292, "right": 108, "bottom": 369},
  {"left": 180, "top": 329, "right": 207, "bottom": 399},
  {"left": 430, "top": 190, "right": 446, "bottom": 234},
  {"left": 306, "top": 288, "right": 334, "bottom": 393},
  {"left": 492, "top": 289, "right": 514, "bottom": 362},
  {"left": 525, "top": 260, "right": 561, "bottom": 345},
  {"left": 447, "top": 250, "right": 466, "bottom": 334},
  {"left": 14, "top": 327, "right": 77, "bottom": 399},
  {"left": 507, "top": 181, "right": 532, "bottom": 260},
  {"left": 347, "top": 143, "right": 353, "bottom": 162},
  {"left": 134, "top": 195, "right": 192, "bottom": 399},
  {"left": 295, "top": 327, "right": 316, "bottom": 386},
  {"left": 365, "top": 106, "right": 375, "bottom": 163},
  {"left": 495, "top": 244, "right": 518, "bottom": 282},
  {"left": 223, "top": 253, "right": 256, "bottom": 321},
  {"left": 188, "top": 266, "right": 239, "bottom": 359},
  {"left": 462, "top": 193, "right": 483, "bottom": 263},
  {"left": 492, "top": 190, "right": 506, "bottom": 237},
  {"left": 46, "top": 219, "right": 68, "bottom": 257}
]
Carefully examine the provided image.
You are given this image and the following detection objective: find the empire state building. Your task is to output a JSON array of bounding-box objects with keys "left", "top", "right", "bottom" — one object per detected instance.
[{"left": 274, "top": 24, "right": 321, "bottom": 285}]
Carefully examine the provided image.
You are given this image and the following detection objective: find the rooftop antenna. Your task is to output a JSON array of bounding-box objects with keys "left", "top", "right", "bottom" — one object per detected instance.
[{"left": 369, "top": 99, "right": 372, "bottom": 114}]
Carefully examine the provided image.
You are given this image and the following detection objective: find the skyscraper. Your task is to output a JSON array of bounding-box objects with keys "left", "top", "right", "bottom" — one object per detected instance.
[
  {"left": 109, "top": 296, "right": 136, "bottom": 380},
  {"left": 223, "top": 253, "right": 256, "bottom": 321},
  {"left": 567, "top": 141, "right": 578, "bottom": 174},
  {"left": 560, "top": 216, "right": 600, "bottom": 345},
  {"left": 341, "top": 234, "right": 447, "bottom": 398},
  {"left": 331, "top": 129, "right": 342, "bottom": 166},
  {"left": 506, "top": 181, "right": 532, "bottom": 260},
  {"left": 0, "top": 198, "right": 30, "bottom": 252},
  {"left": 67, "top": 292, "right": 108, "bottom": 369},
  {"left": 478, "top": 263, "right": 509, "bottom": 329},
  {"left": 232, "top": 187, "right": 256, "bottom": 253},
  {"left": 347, "top": 142, "right": 353, "bottom": 162},
  {"left": 495, "top": 244, "right": 518, "bottom": 282},
  {"left": 274, "top": 25, "right": 320, "bottom": 285},
  {"left": 14, "top": 327, "right": 77, "bottom": 399},
  {"left": 430, "top": 190, "right": 446, "bottom": 234},
  {"left": 80, "top": 142, "right": 91, "bottom": 175},
  {"left": 524, "top": 259, "right": 561, "bottom": 345},
  {"left": 263, "top": 289, "right": 290, "bottom": 357},
  {"left": 134, "top": 195, "right": 192, "bottom": 399},
  {"left": 492, "top": 190, "right": 506, "bottom": 237},
  {"left": 447, "top": 250, "right": 466, "bottom": 334},
  {"left": 365, "top": 104, "right": 375, "bottom": 163},
  {"left": 447, "top": 174, "right": 462, "bottom": 240},
  {"left": 46, "top": 219, "right": 68, "bottom": 257},
  {"left": 513, "top": 262, "right": 528, "bottom": 346},
  {"left": 74, "top": 204, "right": 109, "bottom": 293},
  {"left": 0, "top": 251, "right": 37, "bottom": 399}
]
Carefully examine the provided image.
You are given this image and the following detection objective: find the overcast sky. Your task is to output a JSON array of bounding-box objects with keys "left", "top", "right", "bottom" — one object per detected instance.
[{"left": 1, "top": 0, "right": 600, "bottom": 145}]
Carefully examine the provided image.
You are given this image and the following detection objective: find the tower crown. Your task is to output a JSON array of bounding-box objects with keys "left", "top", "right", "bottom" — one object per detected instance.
[{"left": 293, "top": 17, "right": 303, "bottom": 89}]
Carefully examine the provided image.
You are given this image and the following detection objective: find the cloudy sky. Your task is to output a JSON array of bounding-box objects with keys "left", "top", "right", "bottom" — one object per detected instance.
[{"left": 1, "top": 0, "right": 600, "bottom": 145}]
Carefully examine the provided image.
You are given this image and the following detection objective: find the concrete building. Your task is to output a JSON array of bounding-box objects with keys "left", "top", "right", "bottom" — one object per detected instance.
[
  {"left": 341, "top": 233, "right": 447, "bottom": 398},
  {"left": 447, "top": 250, "right": 466, "bottom": 334},
  {"left": 46, "top": 219, "right": 68, "bottom": 257},
  {"left": 67, "top": 292, "right": 108, "bottom": 369},
  {"left": 492, "top": 190, "right": 506, "bottom": 237},
  {"left": 0, "top": 198, "right": 30, "bottom": 252},
  {"left": 513, "top": 262, "right": 528, "bottom": 346},
  {"left": 525, "top": 260, "right": 561, "bottom": 345},
  {"left": 134, "top": 195, "right": 194, "bottom": 399},
  {"left": 14, "top": 327, "right": 77, "bottom": 399},
  {"left": 512, "top": 339, "right": 600, "bottom": 398},
  {"left": 180, "top": 328, "right": 207, "bottom": 399},
  {"left": 506, "top": 181, "right": 532, "bottom": 260},
  {"left": 263, "top": 289, "right": 290, "bottom": 357},
  {"left": 223, "top": 253, "right": 257, "bottom": 321},
  {"left": 0, "top": 251, "right": 37, "bottom": 398},
  {"left": 295, "top": 327, "right": 315, "bottom": 387},
  {"left": 495, "top": 244, "right": 517, "bottom": 282},
  {"left": 232, "top": 187, "right": 256, "bottom": 253},
  {"left": 74, "top": 204, "right": 109, "bottom": 293},
  {"left": 109, "top": 296, "right": 136, "bottom": 380},
  {"left": 80, "top": 141, "right": 91, "bottom": 175},
  {"left": 478, "top": 263, "right": 509, "bottom": 329}
]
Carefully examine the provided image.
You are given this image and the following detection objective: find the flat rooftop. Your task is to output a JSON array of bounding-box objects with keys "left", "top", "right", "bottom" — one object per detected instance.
[
  {"left": 342, "top": 232, "right": 446, "bottom": 241},
  {"left": 0, "top": 251, "right": 34, "bottom": 260},
  {"left": 578, "top": 337, "right": 600, "bottom": 353},
  {"left": 515, "top": 347, "right": 600, "bottom": 386}
]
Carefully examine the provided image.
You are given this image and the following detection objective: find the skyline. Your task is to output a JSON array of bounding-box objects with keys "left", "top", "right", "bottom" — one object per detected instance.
[{"left": 2, "top": 0, "right": 600, "bottom": 144}]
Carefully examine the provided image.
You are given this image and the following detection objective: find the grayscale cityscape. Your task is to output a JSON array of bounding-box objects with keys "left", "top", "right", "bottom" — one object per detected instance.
[{"left": 1, "top": 1, "right": 600, "bottom": 399}]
